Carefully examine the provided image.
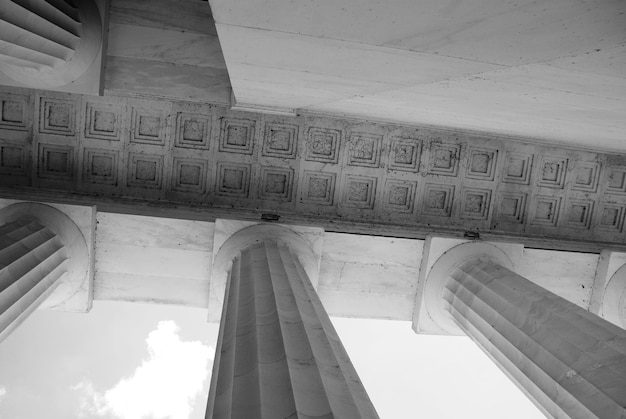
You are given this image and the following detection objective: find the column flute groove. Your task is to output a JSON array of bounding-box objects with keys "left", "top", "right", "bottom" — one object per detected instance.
[
  {"left": 207, "top": 239, "right": 378, "bottom": 419},
  {"left": 276, "top": 243, "right": 370, "bottom": 418},
  {"left": 0, "top": 0, "right": 102, "bottom": 88},
  {"left": 209, "top": 261, "right": 241, "bottom": 418},
  {"left": 256, "top": 243, "right": 298, "bottom": 418},
  {"left": 0, "top": 0, "right": 80, "bottom": 67},
  {"left": 0, "top": 217, "right": 68, "bottom": 342},
  {"left": 232, "top": 246, "right": 261, "bottom": 419},
  {"left": 443, "top": 259, "right": 626, "bottom": 419}
]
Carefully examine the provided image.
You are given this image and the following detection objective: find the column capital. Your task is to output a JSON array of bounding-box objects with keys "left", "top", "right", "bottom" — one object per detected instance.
[
  {"left": 412, "top": 236, "right": 523, "bottom": 335},
  {"left": 0, "top": 201, "right": 91, "bottom": 341},
  {"left": 208, "top": 220, "right": 324, "bottom": 322},
  {"left": 0, "top": 201, "right": 91, "bottom": 311},
  {"left": 0, "top": 0, "right": 105, "bottom": 94}
]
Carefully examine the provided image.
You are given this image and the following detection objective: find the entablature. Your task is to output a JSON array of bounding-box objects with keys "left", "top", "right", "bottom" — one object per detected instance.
[{"left": 1, "top": 86, "right": 625, "bottom": 251}]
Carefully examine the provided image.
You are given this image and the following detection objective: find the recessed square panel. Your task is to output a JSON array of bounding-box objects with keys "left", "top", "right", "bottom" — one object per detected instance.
[
  {"left": 219, "top": 118, "right": 255, "bottom": 154},
  {"left": 83, "top": 148, "right": 118, "bottom": 185},
  {"left": 85, "top": 102, "right": 121, "bottom": 140},
  {"left": 502, "top": 152, "right": 533, "bottom": 184},
  {"left": 466, "top": 147, "right": 498, "bottom": 181},
  {"left": 0, "top": 95, "right": 28, "bottom": 131},
  {"left": 598, "top": 203, "right": 625, "bottom": 232},
  {"left": 39, "top": 97, "right": 75, "bottom": 135},
  {"left": 175, "top": 112, "right": 210, "bottom": 149},
  {"left": 306, "top": 127, "right": 341, "bottom": 163},
  {"left": 422, "top": 184, "right": 455, "bottom": 217},
  {"left": 180, "top": 165, "right": 201, "bottom": 186},
  {"left": 389, "top": 136, "right": 421, "bottom": 172},
  {"left": 572, "top": 161, "right": 600, "bottom": 192},
  {"left": 347, "top": 132, "right": 382, "bottom": 168},
  {"left": 136, "top": 161, "right": 156, "bottom": 181},
  {"left": 428, "top": 143, "right": 460, "bottom": 176},
  {"left": 262, "top": 123, "right": 298, "bottom": 158},
  {"left": 216, "top": 162, "right": 250, "bottom": 197},
  {"left": 607, "top": 167, "right": 626, "bottom": 194},
  {"left": 38, "top": 143, "right": 74, "bottom": 180},
  {"left": 259, "top": 166, "right": 294, "bottom": 201},
  {"left": 497, "top": 192, "right": 527, "bottom": 224},
  {"left": 531, "top": 196, "right": 561, "bottom": 226},
  {"left": 138, "top": 116, "right": 160, "bottom": 138},
  {"left": 0, "top": 144, "right": 25, "bottom": 174},
  {"left": 460, "top": 188, "right": 492, "bottom": 220},
  {"left": 128, "top": 153, "right": 163, "bottom": 189},
  {"left": 301, "top": 171, "right": 336, "bottom": 205},
  {"left": 131, "top": 108, "right": 166, "bottom": 145},
  {"left": 343, "top": 175, "right": 377, "bottom": 209},
  {"left": 172, "top": 157, "right": 207, "bottom": 192},
  {"left": 383, "top": 179, "right": 417, "bottom": 213},
  {"left": 565, "top": 199, "right": 593, "bottom": 229},
  {"left": 537, "top": 156, "right": 567, "bottom": 189}
]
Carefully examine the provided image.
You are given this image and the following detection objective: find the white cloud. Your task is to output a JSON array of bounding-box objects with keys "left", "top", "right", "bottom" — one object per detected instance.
[
  {"left": 74, "top": 321, "right": 214, "bottom": 419},
  {"left": 0, "top": 386, "right": 6, "bottom": 402}
]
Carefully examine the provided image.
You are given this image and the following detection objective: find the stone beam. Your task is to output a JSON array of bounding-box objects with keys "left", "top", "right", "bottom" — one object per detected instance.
[
  {"left": 1, "top": 86, "right": 626, "bottom": 250},
  {"left": 105, "top": 0, "right": 230, "bottom": 103}
]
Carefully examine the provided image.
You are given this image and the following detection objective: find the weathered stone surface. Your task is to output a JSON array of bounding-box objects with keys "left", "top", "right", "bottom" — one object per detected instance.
[
  {"left": 94, "top": 212, "right": 213, "bottom": 307},
  {"left": 1, "top": 87, "right": 625, "bottom": 249},
  {"left": 0, "top": 203, "right": 89, "bottom": 342},
  {"left": 444, "top": 259, "right": 626, "bottom": 419},
  {"left": 105, "top": 0, "right": 230, "bottom": 103}
]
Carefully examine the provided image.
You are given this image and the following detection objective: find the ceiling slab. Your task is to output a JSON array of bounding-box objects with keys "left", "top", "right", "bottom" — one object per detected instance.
[
  {"left": 210, "top": 0, "right": 625, "bottom": 64},
  {"left": 210, "top": 0, "right": 626, "bottom": 150}
]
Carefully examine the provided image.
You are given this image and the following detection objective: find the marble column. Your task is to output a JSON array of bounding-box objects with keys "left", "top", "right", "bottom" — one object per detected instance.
[
  {"left": 206, "top": 239, "right": 378, "bottom": 419},
  {"left": 0, "top": 203, "right": 88, "bottom": 342},
  {"left": 0, "top": 0, "right": 102, "bottom": 88},
  {"left": 443, "top": 258, "right": 626, "bottom": 419}
]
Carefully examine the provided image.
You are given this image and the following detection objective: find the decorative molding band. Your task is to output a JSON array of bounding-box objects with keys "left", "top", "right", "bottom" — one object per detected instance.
[{"left": 1, "top": 87, "right": 625, "bottom": 245}]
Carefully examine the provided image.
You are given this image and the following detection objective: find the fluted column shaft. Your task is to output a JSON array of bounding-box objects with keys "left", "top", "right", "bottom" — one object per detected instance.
[
  {"left": 206, "top": 239, "right": 378, "bottom": 419},
  {"left": 0, "top": 217, "right": 68, "bottom": 342},
  {"left": 0, "top": 0, "right": 81, "bottom": 69},
  {"left": 0, "top": 0, "right": 102, "bottom": 88},
  {"left": 444, "top": 259, "right": 626, "bottom": 419}
]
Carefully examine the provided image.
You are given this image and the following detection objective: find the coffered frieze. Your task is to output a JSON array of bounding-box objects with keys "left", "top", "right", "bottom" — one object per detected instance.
[{"left": 0, "top": 87, "right": 625, "bottom": 246}]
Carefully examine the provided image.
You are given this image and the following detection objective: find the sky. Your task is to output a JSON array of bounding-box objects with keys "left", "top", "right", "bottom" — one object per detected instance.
[{"left": 0, "top": 300, "right": 544, "bottom": 419}]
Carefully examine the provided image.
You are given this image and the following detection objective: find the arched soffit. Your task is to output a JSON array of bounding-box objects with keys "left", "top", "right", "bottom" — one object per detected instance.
[
  {"left": 424, "top": 241, "right": 515, "bottom": 335},
  {"left": 603, "top": 264, "right": 626, "bottom": 329},
  {"left": 0, "top": 202, "right": 89, "bottom": 309}
]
